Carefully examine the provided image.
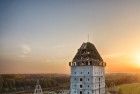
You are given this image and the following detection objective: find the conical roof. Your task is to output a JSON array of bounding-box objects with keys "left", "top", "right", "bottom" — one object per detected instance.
[{"left": 73, "top": 42, "right": 103, "bottom": 62}]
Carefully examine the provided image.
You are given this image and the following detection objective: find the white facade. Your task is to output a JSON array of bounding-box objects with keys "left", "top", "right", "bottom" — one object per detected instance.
[
  {"left": 70, "top": 66, "right": 105, "bottom": 94},
  {"left": 69, "top": 42, "right": 106, "bottom": 94}
]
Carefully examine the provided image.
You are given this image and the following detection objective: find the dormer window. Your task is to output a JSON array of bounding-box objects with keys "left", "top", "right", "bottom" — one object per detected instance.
[
  {"left": 90, "top": 61, "right": 92, "bottom": 65},
  {"left": 86, "top": 62, "right": 88, "bottom": 65}
]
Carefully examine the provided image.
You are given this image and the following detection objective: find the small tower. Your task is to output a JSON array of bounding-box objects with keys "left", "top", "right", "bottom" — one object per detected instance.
[
  {"left": 69, "top": 42, "right": 106, "bottom": 94},
  {"left": 34, "top": 80, "right": 43, "bottom": 94}
]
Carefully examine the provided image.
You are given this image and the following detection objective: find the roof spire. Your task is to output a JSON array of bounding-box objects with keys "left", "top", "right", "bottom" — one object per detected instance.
[
  {"left": 92, "top": 32, "right": 94, "bottom": 43},
  {"left": 34, "top": 80, "right": 43, "bottom": 94},
  {"left": 88, "top": 33, "right": 89, "bottom": 42}
]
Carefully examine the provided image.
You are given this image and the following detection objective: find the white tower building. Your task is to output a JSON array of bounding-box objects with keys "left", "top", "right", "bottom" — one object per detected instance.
[
  {"left": 69, "top": 42, "right": 106, "bottom": 94},
  {"left": 34, "top": 80, "right": 43, "bottom": 94}
]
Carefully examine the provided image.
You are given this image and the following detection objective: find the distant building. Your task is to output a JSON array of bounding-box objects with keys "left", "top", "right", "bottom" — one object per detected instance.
[
  {"left": 34, "top": 80, "right": 43, "bottom": 94},
  {"left": 58, "top": 90, "right": 70, "bottom": 94},
  {"left": 69, "top": 42, "right": 106, "bottom": 94}
]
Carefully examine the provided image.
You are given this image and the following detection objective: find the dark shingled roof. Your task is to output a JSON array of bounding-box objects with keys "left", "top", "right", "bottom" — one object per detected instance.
[{"left": 73, "top": 42, "right": 103, "bottom": 62}]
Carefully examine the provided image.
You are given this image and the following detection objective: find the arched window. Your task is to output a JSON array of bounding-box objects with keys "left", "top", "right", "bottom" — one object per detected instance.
[
  {"left": 80, "top": 78, "right": 83, "bottom": 81},
  {"left": 80, "top": 85, "right": 83, "bottom": 88}
]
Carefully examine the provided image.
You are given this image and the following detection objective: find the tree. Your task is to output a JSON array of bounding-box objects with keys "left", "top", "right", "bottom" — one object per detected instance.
[{"left": 0, "top": 76, "right": 3, "bottom": 93}]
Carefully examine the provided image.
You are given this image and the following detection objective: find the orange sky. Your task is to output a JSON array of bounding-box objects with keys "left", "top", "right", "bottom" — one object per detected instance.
[{"left": 0, "top": 0, "right": 140, "bottom": 74}]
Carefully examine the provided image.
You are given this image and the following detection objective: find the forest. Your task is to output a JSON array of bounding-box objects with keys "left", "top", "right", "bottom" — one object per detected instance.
[{"left": 0, "top": 73, "right": 140, "bottom": 93}]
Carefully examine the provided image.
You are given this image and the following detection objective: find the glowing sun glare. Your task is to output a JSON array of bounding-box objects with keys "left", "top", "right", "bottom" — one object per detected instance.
[{"left": 134, "top": 53, "right": 140, "bottom": 67}]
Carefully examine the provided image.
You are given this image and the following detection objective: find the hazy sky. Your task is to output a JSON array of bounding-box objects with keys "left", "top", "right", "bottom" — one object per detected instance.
[{"left": 0, "top": 0, "right": 140, "bottom": 74}]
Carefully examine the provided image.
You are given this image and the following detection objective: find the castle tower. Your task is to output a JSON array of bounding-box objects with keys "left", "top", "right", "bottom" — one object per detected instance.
[
  {"left": 69, "top": 42, "right": 106, "bottom": 94},
  {"left": 34, "top": 80, "right": 43, "bottom": 94}
]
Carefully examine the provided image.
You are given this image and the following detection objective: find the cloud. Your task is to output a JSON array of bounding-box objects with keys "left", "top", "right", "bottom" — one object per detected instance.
[{"left": 20, "top": 44, "right": 31, "bottom": 58}]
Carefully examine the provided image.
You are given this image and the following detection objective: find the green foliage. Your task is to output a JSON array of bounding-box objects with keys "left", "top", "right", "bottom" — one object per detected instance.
[
  {"left": 118, "top": 83, "right": 140, "bottom": 94},
  {"left": 0, "top": 73, "right": 140, "bottom": 93},
  {"left": 105, "top": 73, "right": 140, "bottom": 87},
  {"left": 0, "top": 76, "right": 3, "bottom": 93},
  {"left": 0, "top": 74, "right": 69, "bottom": 93}
]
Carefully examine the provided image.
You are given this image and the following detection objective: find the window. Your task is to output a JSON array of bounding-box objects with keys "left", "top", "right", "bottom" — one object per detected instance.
[
  {"left": 90, "top": 61, "right": 92, "bottom": 65},
  {"left": 88, "top": 72, "right": 89, "bottom": 74},
  {"left": 80, "top": 85, "right": 83, "bottom": 88},
  {"left": 86, "top": 62, "right": 88, "bottom": 65},
  {"left": 81, "top": 72, "right": 82, "bottom": 74},
  {"left": 80, "top": 91, "right": 82, "bottom": 94},
  {"left": 88, "top": 92, "right": 89, "bottom": 94},
  {"left": 80, "top": 78, "right": 83, "bottom": 81}
]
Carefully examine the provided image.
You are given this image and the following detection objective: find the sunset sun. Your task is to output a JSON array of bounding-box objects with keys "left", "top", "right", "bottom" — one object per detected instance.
[{"left": 134, "top": 53, "right": 140, "bottom": 67}]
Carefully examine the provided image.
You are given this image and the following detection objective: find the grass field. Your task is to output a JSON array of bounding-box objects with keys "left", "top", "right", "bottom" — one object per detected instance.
[{"left": 118, "top": 83, "right": 140, "bottom": 94}]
